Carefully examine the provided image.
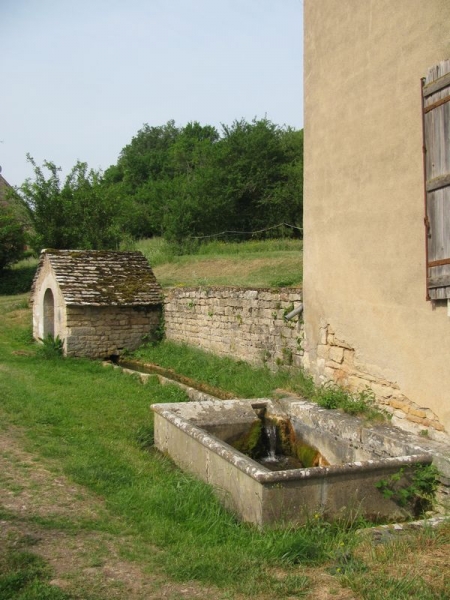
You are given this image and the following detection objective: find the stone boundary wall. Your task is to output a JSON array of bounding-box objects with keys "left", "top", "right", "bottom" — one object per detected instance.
[
  {"left": 66, "top": 305, "right": 161, "bottom": 359},
  {"left": 164, "top": 287, "right": 304, "bottom": 370}
]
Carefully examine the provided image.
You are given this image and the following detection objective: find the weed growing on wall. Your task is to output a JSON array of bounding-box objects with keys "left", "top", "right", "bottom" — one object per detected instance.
[
  {"left": 375, "top": 464, "right": 439, "bottom": 517},
  {"left": 314, "top": 383, "right": 381, "bottom": 420}
]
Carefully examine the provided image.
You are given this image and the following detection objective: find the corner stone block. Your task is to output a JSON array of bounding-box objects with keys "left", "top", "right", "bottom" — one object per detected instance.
[
  {"left": 389, "top": 398, "right": 411, "bottom": 412},
  {"left": 324, "top": 366, "right": 336, "bottom": 379},
  {"left": 342, "top": 349, "right": 354, "bottom": 367},
  {"left": 407, "top": 414, "right": 429, "bottom": 426},
  {"left": 334, "top": 338, "right": 354, "bottom": 351},
  {"left": 369, "top": 382, "right": 393, "bottom": 400},
  {"left": 347, "top": 376, "right": 369, "bottom": 392},
  {"left": 408, "top": 407, "right": 428, "bottom": 419},
  {"left": 432, "top": 421, "right": 445, "bottom": 432},
  {"left": 329, "top": 346, "right": 344, "bottom": 364}
]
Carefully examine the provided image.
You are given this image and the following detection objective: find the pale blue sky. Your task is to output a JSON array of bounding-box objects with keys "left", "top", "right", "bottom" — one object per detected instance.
[{"left": 0, "top": 0, "right": 303, "bottom": 186}]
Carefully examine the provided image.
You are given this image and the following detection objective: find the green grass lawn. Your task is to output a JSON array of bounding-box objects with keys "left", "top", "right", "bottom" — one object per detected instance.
[
  {"left": 0, "top": 294, "right": 449, "bottom": 599},
  {"left": 136, "top": 237, "right": 303, "bottom": 288},
  {"left": 1, "top": 242, "right": 449, "bottom": 599}
]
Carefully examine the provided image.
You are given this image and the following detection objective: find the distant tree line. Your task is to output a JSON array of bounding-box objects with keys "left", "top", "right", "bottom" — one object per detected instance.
[
  {"left": 0, "top": 177, "right": 27, "bottom": 270},
  {"left": 3, "top": 117, "right": 303, "bottom": 263},
  {"left": 104, "top": 118, "right": 303, "bottom": 246}
]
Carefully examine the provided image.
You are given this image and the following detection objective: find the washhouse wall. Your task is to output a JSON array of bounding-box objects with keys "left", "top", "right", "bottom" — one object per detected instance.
[
  {"left": 65, "top": 304, "right": 161, "bottom": 358},
  {"left": 32, "top": 258, "right": 67, "bottom": 343}
]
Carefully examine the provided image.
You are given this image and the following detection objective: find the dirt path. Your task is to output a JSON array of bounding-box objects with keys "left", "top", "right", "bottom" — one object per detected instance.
[{"left": 0, "top": 425, "right": 218, "bottom": 600}]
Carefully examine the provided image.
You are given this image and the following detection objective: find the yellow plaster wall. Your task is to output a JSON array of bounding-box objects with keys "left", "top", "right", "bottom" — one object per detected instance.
[{"left": 303, "top": 0, "right": 450, "bottom": 436}]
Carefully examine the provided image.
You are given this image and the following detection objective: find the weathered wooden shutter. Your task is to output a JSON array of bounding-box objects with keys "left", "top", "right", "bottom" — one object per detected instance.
[{"left": 422, "top": 59, "right": 450, "bottom": 300}]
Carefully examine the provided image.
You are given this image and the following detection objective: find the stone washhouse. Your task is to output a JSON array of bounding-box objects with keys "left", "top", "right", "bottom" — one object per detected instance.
[{"left": 31, "top": 249, "right": 162, "bottom": 359}]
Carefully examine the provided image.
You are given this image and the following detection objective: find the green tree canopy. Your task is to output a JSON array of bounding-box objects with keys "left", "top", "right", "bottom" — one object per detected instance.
[
  {"left": 18, "top": 117, "right": 303, "bottom": 253},
  {"left": 104, "top": 118, "right": 303, "bottom": 244},
  {"left": 19, "top": 155, "right": 130, "bottom": 252}
]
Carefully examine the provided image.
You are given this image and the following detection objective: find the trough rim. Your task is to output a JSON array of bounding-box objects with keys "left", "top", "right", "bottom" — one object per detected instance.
[{"left": 151, "top": 402, "right": 433, "bottom": 484}]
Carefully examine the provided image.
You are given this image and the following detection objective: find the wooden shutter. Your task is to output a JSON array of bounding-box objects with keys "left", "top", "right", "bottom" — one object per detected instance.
[{"left": 422, "top": 59, "right": 450, "bottom": 300}]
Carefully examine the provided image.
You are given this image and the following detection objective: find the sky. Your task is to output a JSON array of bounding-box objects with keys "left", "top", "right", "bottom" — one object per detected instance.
[{"left": 0, "top": 0, "right": 303, "bottom": 187}]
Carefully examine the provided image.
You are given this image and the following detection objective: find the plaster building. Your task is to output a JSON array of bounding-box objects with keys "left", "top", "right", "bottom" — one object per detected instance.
[
  {"left": 303, "top": 0, "right": 450, "bottom": 438},
  {"left": 31, "top": 249, "right": 162, "bottom": 358}
]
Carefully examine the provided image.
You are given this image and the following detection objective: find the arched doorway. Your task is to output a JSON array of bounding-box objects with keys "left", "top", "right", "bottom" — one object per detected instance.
[{"left": 43, "top": 288, "right": 55, "bottom": 338}]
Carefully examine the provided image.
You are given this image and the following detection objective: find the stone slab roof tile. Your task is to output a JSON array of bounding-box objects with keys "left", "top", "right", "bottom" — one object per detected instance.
[{"left": 32, "top": 249, "right": 162, "bottom": 306}]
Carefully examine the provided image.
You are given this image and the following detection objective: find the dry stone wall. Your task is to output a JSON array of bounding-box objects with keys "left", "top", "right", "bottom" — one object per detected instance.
[
  {"left": 164, "top": 287, "right": 304, "bottom": 370},
  {"left": 65, "top": 305, "right": 161, "bottom": 359}
]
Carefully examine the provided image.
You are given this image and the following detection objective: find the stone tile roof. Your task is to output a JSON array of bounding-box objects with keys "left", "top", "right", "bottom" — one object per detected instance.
[{"left": 32, "top": 249, "right": 162, "bottom": 306}]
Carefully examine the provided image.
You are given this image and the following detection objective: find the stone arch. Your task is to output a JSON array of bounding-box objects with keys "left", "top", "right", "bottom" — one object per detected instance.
[{"left": 43, "top": 288, "right": 55, "bottom": 338}]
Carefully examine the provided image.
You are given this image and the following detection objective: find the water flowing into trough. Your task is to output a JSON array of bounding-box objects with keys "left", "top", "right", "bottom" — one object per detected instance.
[
  {"left": 253, "top": 414, "right": 327, "bottom": 472},
  {"left": 263, "top": 419, "right": 277, "bottom": 461}
]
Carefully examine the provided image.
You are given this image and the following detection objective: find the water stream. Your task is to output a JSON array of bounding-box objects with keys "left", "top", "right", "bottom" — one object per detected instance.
[
  {"left": 257, "top": 417, "right": 307, "bottom": 471},
  {"left": 264, "top": 420, "right": 277, "bottom": 462}
]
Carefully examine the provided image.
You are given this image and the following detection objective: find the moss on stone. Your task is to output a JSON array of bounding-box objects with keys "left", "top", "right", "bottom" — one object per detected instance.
[
  {"left": 268, "top": 414, "right": 329, "bottom": 468},
  {"left": 293, "top": 443, "right": 319, "bottom": 468},
  {"left": 231, "top": 420, "right": 264, "bottom": 459}
]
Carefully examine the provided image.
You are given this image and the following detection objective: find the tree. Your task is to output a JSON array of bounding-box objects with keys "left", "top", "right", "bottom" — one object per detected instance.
[
  {"left": 258, "top": 127, "right": 304, "bottom": 237},
  {"left": 103, "top": 121, "right": 181, "bottom": 238},
  {"left": 19, "top": 155, "right": 130, "bottom": 252},
  {"left": 201, "top": 118, "right": 303, "bottom": 238},
  {"left": 102, "top": 118, "right": 304, "bottom": 245},
  {"left": 104, "top": 121, "right": 222, "bottom": 240}
]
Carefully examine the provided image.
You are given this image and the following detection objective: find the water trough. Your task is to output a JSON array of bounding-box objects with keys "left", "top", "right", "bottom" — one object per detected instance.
[{"left": 151, "top": 398, "right": 436, "bottom": 527}]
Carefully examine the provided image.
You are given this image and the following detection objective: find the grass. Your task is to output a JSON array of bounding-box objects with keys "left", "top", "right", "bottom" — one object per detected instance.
[
  {"left": 136, "top": 236, "right": 303, "bottom": 263},
  {"left": 344, "top": 526, "right": 450, "bottom": 599},
  {"left": 1, "top": 260, "right": 449, "bottom": 598},
  {"left": 130, "top": 340, "right": 385, "bottom": 421},
  {"left": 0, "top": 257, "right": 39, "bottom": 296},
  {"left": 136, "top": 237, "right": 303, "bottom": 288},
  {"left": 0, "top": 547, "right": 75, "bottom": 600},
  {"left": 0, "top": 296, "right": 364, "bottom": 598},
  {"left": 130, "top": 339, "right": 314, "bottom": 398}
]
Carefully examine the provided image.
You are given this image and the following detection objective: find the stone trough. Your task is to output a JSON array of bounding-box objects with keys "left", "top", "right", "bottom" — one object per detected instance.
[{"left": 151, "top": 397, "right": 435, "bottom": 527}]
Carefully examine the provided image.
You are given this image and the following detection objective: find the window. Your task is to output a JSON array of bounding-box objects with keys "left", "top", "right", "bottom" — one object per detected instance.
[{"left": 422, "top": 59, "right": 450, "bottom": 302}]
